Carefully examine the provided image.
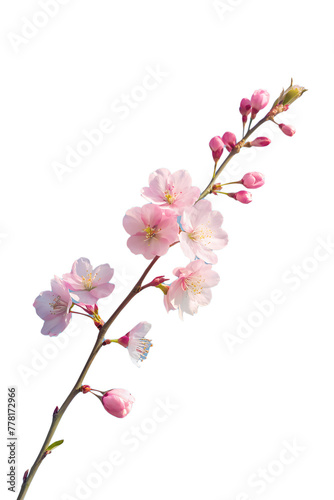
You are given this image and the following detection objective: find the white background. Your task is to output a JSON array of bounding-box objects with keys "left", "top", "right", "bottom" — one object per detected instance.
[{"left": 1, "top": 1, "right": 333, "bottom": 499}]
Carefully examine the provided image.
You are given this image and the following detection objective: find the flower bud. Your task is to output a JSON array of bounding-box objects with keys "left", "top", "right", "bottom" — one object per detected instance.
[
  {"left": 239, "top": 98, "right": 251, "bottom": 123},
  {"left": 282, "top": 85, "right": 307, "bottom": 106},
  {"left": 141, "top": 276, "right": 168, "bottom": 290},
  {"left": 53, "top": 406, "right": 59, "bottom": 416},
  {"left": 209, "top": 136, "right": 224, "bottom": 163},
  {"left": 23, "top": 470, "right": 29, "bottom": 483},
  {"left": 229, "top": 191, "right": 252, "bottom": 204},
  {"left": 222, "top": 132, "right": 236, "bottom": 152},
  {"left": 272, "top": 79, "right": 307, "bottom": 108},
  {"left": 251, "top": 89, "right": 270, "bottom": 119},
  {"left": 279, "top": 124, "right": 296, "bottom": 137},
  {"left": 242, "top": 172, "right": 265, "bottom": 189},
  {"left": 102, "top": 389, "right": 135, "bottom": 418},
  {"left": 249, "top": 137, "right": 271, "bottom": 147},
  {"left": 81, "top": 385, "right": 91, "bottom": 394}
]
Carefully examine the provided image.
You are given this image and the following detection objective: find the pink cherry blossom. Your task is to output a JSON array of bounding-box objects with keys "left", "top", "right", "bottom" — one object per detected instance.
[
  {"left": 102, "top": 389, "right": 135, "bottom": 418},
  {"left": 180, "top": 199, "right": 228, "bottom": 264},
  {"left": 239, "top": 98, "right": 252, "bottom": 123},
  {"left": 279, "top": 124, "right": 296, "bottom": 137},
  {"left": 118, "top": 321, "right": 153, "bottom": 366},
  {"left": 165, "top": 259, "right": 220, "bottom": 317},
  {"left": 251, "top": 89, "right": 270, "bottom": 119},
  {"left": 209, "top": 136, "right": 224, "bottom": 163},
  {"left": 33, "top": 277, "right": 73, "bottom": 336},
  {"left": 242, "top": 172, "right": 265, "bottom": 189},
  {"left": 249, "top": 137, "right": 271, "bottom": 147},
  {"left": 123, "top": 203, "right": 179, "bottom": 260},
  {"left": 141, "top": 168, "right": 200, "bottom": 215},
  {"left": 63, "top": 258, "right": 115, "bottom": 306},
  {"left": 222, "top": 132, "right": 237, "bottom": 152}
]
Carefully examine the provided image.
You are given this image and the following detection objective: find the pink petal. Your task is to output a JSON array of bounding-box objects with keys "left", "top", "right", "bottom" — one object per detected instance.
[
  {"left": 62, "top": 273, "right": 83, "bottom": 289},
  {"left": 33, "top": 291, "right": 55, "bottom": 321},
  {"left": 141, "top": 186, "right": 163, "bottom": 203},
  {"left": 91, "top": 283, "right": 115, "bottom": 300},
  {"left": 127, "top": 234, "right": 150, "bottom": 256},
  {"left": 130, "top": 321, "right": 152, "bottom": 339},
  {"left": 92, "top": 264, "right": 114, "bottom": 284},
  {"left": 73, "top": 258, "right": 92, "bottom": 277},
  {"left": 170, "top": 170, "right": 192, "bottom": 191},
  {"left": 41, "top": 314, "right": 71, "bottom": 336},
  {"left": 192, "top": 287, "right": 212, "bottom": 306},
  {"left": 208, "top": 228, "right": 228, "bottom": 250},
  {"left": 195, "top": 245, "right": 218, "bottom": 265},
  {"left": 141, "top": 204, "right": 162, "bottom": 228},
  {"left": 145, "top": 236, "right": 170, "bottom": 258},
  {"left": 70, "top": 290, "right": 97, "bottom": 305},
  {"left": 202, "top": 269, "right": 220, "bottom": 288},
  {"left": 123, "top": 207, "right": 145, "bottom": 235},
  {"left": 179, "top": 233, "right": 197, "bottom": 261},
  {"left": 174, "top": 186, "right": 200, "bottom": 211}
]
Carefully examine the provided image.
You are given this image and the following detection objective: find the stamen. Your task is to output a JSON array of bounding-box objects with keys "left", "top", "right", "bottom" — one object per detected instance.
[
  {"left": 49, "top": 295, "right": 67, "bottom": 315},
  {"left": 185, "top": 276, "right": 204, "bottom": 295},
  {"left": 189, "top": 223, "right": 213, "bottom": 246},
  {"left": 81, "top": 272, "right": 98, "bottom": 290},
  {"left": 133, "top": 338, "right": 153, "bottom": 362}
]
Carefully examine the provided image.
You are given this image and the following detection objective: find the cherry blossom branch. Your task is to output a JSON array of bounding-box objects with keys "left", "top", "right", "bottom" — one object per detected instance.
[{"left": 18, "top": 80, "right": 306, "bottom": 499}]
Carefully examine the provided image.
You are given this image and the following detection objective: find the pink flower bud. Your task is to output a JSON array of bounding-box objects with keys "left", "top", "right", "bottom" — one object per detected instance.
[
  {"left": 23, "top": 470, "right": 29, "bottom": 483},
  {"left": 229, "top": 191, "right": 253, "bottom": 204},
  {"left": 242, "top": 172, "right": 265, "bottom": 189},
  {"left": 222, "top": 132, "right": 237, "bottom": 152},
  {"left": 209, "top": 136, "right": 224, "bottom": 162},
  {"left": 239, "top": 98, "right": 251, "bottom": 123},
  {"left": 251, "top": 89, "right": 270, "bottom": 119},
  {"left": 81, "top": 385, "right": 91, "bottom": 394},
  {"left": 53, "top": 406, "right": 59, "bottom": 416},
  {"left": 279, "top": 124, "right": 296, "bottom": 137},
  {"left": 141, "top": 275, "right": 168, "bottom": 291},
  {"left": 102, "top": 389, "right": 135, "bottom": 418},
  {"left": 250, "top": 137, "right": 271, "bottom": 147}
]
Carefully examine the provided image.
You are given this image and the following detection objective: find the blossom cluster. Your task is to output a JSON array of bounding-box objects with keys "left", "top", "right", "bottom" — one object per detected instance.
[
  {"left": 123, "top": 168, "right": 229, "bottom": 317},
  {"left": 33, "top": 259, "right": 154, "bottom": 369}
]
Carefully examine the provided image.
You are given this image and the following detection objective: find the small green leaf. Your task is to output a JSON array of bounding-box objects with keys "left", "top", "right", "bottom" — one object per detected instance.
[{"left": 46, "top": 439, "right": 64, "bottom": 452}]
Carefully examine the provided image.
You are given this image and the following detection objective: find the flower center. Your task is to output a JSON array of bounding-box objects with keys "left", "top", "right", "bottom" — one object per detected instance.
[
  {"left": 185, "top": 276, "right": 204, "bottom": 295},
  {"left": 164, "top": 184, "right": 180, "bottom": 204},
  {"left": 144, "top": 226, "right": 159, "bottom": 240},
  {"left": 49, "top": 295, "right": 67, "bottom": 314},
  {"left": 81, "top": 272, "right": 96, "bottom": 290},
  {"left": 189, "top": 224, "right": 213, "bottom": 246}
]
